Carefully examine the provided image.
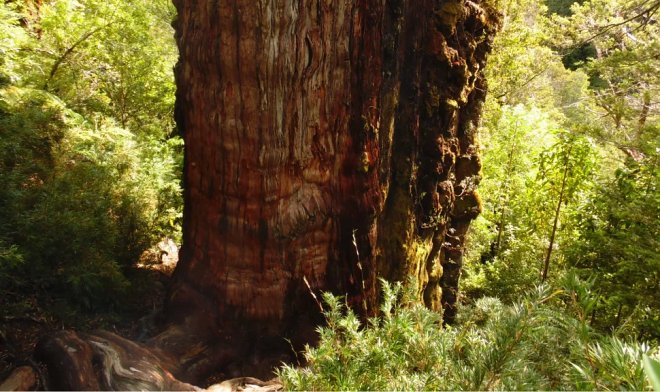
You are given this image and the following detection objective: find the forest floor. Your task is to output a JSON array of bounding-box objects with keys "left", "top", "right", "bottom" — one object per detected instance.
[
  {"left": 0, "top": 266, "right": 171, "bottom": 385},
  {"left": 0, "top": 240, "right": 286, "bottom": 390}
]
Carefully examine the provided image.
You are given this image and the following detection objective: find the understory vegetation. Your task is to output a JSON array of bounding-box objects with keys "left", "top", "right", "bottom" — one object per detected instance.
[
  {"left": 279, "top": 278, "right": 660, "bottom": 390},
  {"left": 0, "top": 0, "right": 180, "bottom": 325}
]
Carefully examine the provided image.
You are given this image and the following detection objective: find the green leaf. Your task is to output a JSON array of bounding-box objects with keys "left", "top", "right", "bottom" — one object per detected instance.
[{"left": 643, "top": 355, "right": 660, "bottom": 391}]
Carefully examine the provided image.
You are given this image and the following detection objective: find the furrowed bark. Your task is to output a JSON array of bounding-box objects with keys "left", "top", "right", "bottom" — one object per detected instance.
[{"left": 170, "top": 0, "right": 500, "bottom": 375}]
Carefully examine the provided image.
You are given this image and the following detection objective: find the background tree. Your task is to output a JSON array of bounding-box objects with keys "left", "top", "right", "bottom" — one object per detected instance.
[
  {"left": 550, "top": 0, "right": 660, "bottom": 338},
  {"left": 568, "top": 155, "right": 659, "bottom": 339},
  {"left": 537, "top": 131, "right": 595, "bottom": 281},
  {"left": 461, "top": 0, "right": 597, "bottom": 301},
  {"left": 464, "top": 105, "right": 556, "bottom": 301},
  {"left": 463, "top": 0, "right": 659, "bottom": 342}
]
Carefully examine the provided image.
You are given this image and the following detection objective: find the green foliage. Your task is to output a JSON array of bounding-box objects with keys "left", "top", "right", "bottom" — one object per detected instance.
[
  {"left": 546, "top": 0, "right": 583, "bottom": 15},
  {"left": 550, "top": 0, "right": 660, "bottom": 138},
  {"left": 34, "top": 0, "right": 177, "bottom": 136},
  {"left": 463, "top": 106, "right": 597, "bottom": 301},
  {"left": 463, "top": 0, "right": 601, "bottom": 304},
  {"left": 463, "top": 105, "right": 553, "bottom": 300},
  {"left": 644, "top": 355, "right": 660, "bottom": 391},
  {"left": 546, "top": 0, "right": 660, "bottom": 339},
  {"left": 0, "top": 0, "right": 180, "bottom": 317},
  {"left": 464, "top": 0, "right": 659, "bottom": 342},
  {"left": 0, "top": 87, "right": 175, "bottom": 311},
  {"left": 279, "top": 278, "right": 658, "bottom": 391},
  {"left": 0, "top": 4, "right": 32, "bottom": 86},
  {"left": 567, "top": 152, "right": 659, "bottom": 340},
  {"left": 537, "top": 131, "right": 596, "bottom": 205}
]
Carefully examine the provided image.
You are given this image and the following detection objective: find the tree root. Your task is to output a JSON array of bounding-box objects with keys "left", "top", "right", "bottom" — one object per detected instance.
[
  {"left": 35, "top": 329, "right": 198, "bottom": 390},
  {"left": 31, "top": 327, "right": 283, "bottom": 391},
  {"left": 0, "top": 366, "right": 38, "bottom": 391}
]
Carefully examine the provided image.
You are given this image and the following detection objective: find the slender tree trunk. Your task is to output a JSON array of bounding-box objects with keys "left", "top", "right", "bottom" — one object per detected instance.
[
  {"left": 637, "top": 89, "right": 651, "bottom": 140},
  {"left": 493, "top": 203, "right": 506, "bottom": 255},
  {"left": 34, "top": 0, "right": 500, "bottom": 387},
  {"left": 541, "top": 152, "right": 570, "bottom": 282},
  {"left": 43, "top": 23, "right": 113, "bottom": 90},
  {"left": 590, "top": 306, "right": 597, "bottom": 326},
  {"left": 614, "top": 302, "right": 624, "bottom": 329},
  {"left": 493, "top": 131, "right": 518, "bottom": 258}
]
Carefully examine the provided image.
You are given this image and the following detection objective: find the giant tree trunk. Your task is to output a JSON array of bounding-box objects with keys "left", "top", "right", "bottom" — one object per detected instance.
[
  {"left": 33, "top": 0, "right": 500, "bottom": 388},
  {"left": 169, "top": 0, "right": 499, "bottom": 374}
]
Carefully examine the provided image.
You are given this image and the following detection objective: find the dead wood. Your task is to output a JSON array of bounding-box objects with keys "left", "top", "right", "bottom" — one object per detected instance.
[{"left": 35, "top": 330, "right": 199, "bottom": 391}]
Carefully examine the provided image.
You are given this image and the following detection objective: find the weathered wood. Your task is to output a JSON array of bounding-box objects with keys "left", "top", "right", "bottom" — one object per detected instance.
[
  {"left": 34, "top": 330, "right": 101, "bottom": 391},
  {"left": 35, "top": 330, "right": 198, "bottom": 391},
  {"left": 207, "top": 377, "right": 282, "bottom": 392},
  {"left": 33, "top": 329, "right": 286, "bottom": 390},
  {"left": 0, "top": 366, "right": 37, "bottom": 391}
]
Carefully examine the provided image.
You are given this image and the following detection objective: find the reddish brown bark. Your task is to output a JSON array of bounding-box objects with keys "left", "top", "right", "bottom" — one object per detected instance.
[{"left": 170, "top": 0, "right": 499, "bottom": 374}]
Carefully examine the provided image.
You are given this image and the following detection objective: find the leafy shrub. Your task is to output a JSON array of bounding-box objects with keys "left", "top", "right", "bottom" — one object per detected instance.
[
  {"left": 0, "top": 87, "right": 181, "bottom": 312},
  {"left": 278, "top": 277, "right": 658, "bottom": 391},
  {"left": 567, "top": 153, "right": 660, "bottom": 341},
  {"left": 0, "top": 0, "right": 180, "bottom": 318}
]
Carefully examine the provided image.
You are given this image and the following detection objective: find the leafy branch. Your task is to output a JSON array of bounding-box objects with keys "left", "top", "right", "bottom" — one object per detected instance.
[{"left": 43, "top": 21, "right": 114, "bottom": 90}]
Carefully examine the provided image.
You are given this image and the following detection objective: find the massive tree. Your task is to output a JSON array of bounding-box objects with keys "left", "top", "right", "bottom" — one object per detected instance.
[
  {"left": 34, "top": 0, "right": 500, "bottom": 388},
  {"left": 169, "top": 0, "right": 499, "bottom": 374}
]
